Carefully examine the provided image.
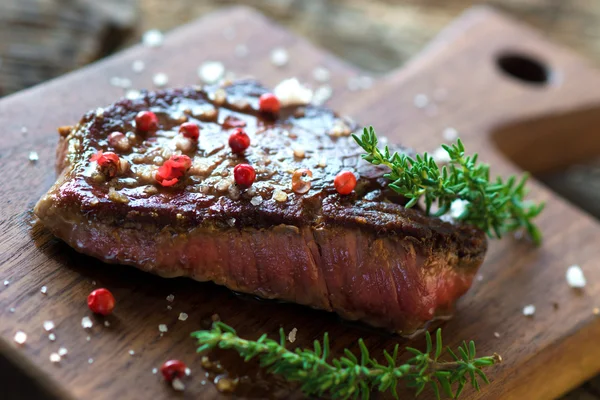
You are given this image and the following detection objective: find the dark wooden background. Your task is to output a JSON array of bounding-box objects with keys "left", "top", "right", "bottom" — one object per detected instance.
[{"left": 2, "top": 1, "right": 600, "bottom": 399}]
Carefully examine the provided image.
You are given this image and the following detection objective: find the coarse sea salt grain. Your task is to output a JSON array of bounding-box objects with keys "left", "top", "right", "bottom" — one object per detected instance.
[
  {"left": 198, "top": 61, "right": 225, "bottom": 84},
  {"left": 29, "top": 151, "right": 39, "bottom": 162},
  {"left": 166, "top": 294, "right": 175, "bottom": 302},
  {"left": 172, "top": 378, "right": 186, "bottom": 391},
  {"left": 50, "top": 353, "right": 61, "bottom": 363},
  {"left": 159, "top": 324, "right": 168, "bottom": 333},
  {"left": 9, "top": 308, "right": 15, "bottom": 313},
  {"left": 442, "top": 127, "right": 458, "bottom": 141},
  {"left": 88, "top": 358, "right": 94, "bottom": 364},
  {"left": 126, "top": 90, "right": 141, "bottom": 100},
  {"left": 288, "top": 327, "right": 297, "bottom": 343},
  {"left": 494, "top": 332, "right": 501, "bottom": 338},
  {"left": 566, "top": 265, "right": 586, "bottom": 288},
  {"left": 48, "top": 333, "right": 56, "bottom": 341},
  {"left": 312, "top": 85, "right": 333, "bottom": 106},
  {"left": 523, "top": 304, "right": 536, "bottom": 316},
  {"left": 109, "top": 77, "right": 132, "bottom": 88},
  {"left": 86, "top": 335, "right": 91, "bottom": 341},
  {"left": 413, "top": 94, "right": 429, "bottom": 108},
  {"left": 3, "top": 280, "right": 9, "bottom": 286},
  {"left": 179, "top": 312, "right": 188, "bottom": 321},
  {"left": 81, "top": 316, "right": 93, "bottom": 329},
  {"left": 273, "top": 189, "right": 288, "bottom": 202},
  {"left": 104, "top": 321, "right": 111, "bottom": 327},
  {"left": 129, "top": 350, "right": 135, "bottom": 356},
  {"left": 234, "top": 44, "right": 249, "bottom": 58},
  {"left": 312, "top": 66, "right": 331, "bottom": 82},
  {"left": 43, "top": 321, "right": 55, "bottom": 332},
  {"left": 132, "top": 60, "right": 145, "bottom": 73},
  {"left": 58, "top": 347, "right": 68, "bottom": 356},
  {"left": 450, "top": 199, "right": 470, "bottom": 219},
  {"left": 432, "top": 147, "right": 451, "bottom": 163},
  {"left": 142, "top": 29, "right": 163, "bottom": 47},
  {"left": 250, "top": 196, "right": 263, "bottom": 206},
  {"left": 153, "top": 73, "right": 169, "bottom": 87},
  {"left": 40, "top": 286, "right": 47, "bottom": 294},
  {"left": 185, "top": 367, "right": 191, "bottom": 376},
  {"left": 274, "top": 78, "right": 313, "bottom": 106},
  {"left": 270, "top": 47, "right": 289, "bottom": 67},
  {"left": 152, "top": 368, "right": 158, "bottom": 374},
  {"left": 14, "top": 331, "right": 27, "bottom": 345}
]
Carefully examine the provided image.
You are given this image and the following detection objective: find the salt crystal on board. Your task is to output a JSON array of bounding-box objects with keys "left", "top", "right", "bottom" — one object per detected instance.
[
  {"left": 14, "top": 331, "right": 27, "bottom": 345},
  {"left": 159, "top": 324, "right": 168, "bottom": 333},
  {"left": 274, "top": 78, "right": 312, "bottom": 106},
  {"left": 43, "top": 321, "right": 55, "bottom": 332},
  {"left": 21, "top": 126, "right": 28, "bottom": 134},
  {"left": 152, "top": 368, "right": 158, "bottom": 374},
  {"left": 185, "top": 368, "right": 191, "bottom": 376},
  {"left": 142, "top": 29, "right": 163, "bottom": 47},
  {"left": 522, "top": 304, "right": 536, "bottom": 316},
  {"left": 9, "top": 308, "right": 15, "bottom": 313},
  {"left": 48, "top": 333, "right": 56, "bottom": 341},
  {"left": 166, "top": 294, "right": 175, "bottom": 302},
  {"left": 450, "top": 199, "right": 470, "bottom": 219},
  {"left": 3, "top": 280, "right": 9, "bottom": 286},
  {"left": 566, "top": 265, "right": 586, "bottom": 288},
  {"left": 494, "top": 332, "right": 501, "bottom": 338},
  {"left": 432, "top": 147, "right": 451, "bottom": 163},
  {"left": 198, "top": 61, "right": 225, "bottom": 84},
  {"left": 178, "top": 312, "right": 188, "bottom": 321},
  {"left": 132, "top": 60, "right": 145, "bottom": 73},
  {"left": 442, "top": 127, "right": 458, "bottom": 141},
  {"left": 58, "top": 347, "right": 68, "bottom": 356},
  {"left": 172, "top": 378, "right": 186, "bottom": 391},
  {"left": 29, "top": 151, "right": 39, "bottom": 162},
  {"left": 81, "top": 316, "right": 93, "bottom": 329},
  {"left": 88, "top": 358, "right": 94, "bottom": 364},
  {"left": 86, "top": 336, "right": 91, "bottom": 341},
  {"left": 288, "top": 327, "right": 297, "bottom": 343},
  {"left": 104, "top": 321, "right": 111, "bottom": 327},
  {"left": 413, "top": 94, "right": 429, "bottom": 108},
  {"left": 312, "top": 85, "right": 333, "bottom": 106},
  {"left": 234, "top": 44, "right": 249, "bottom": 58},
  {"left": 126, "top": 90, "right": 141, "bottom": 100},
  {"left": 270, "top": 47, "right": 289, "bottom": 67},
  {"left": 40, "top": 286, "right": 47, "bottom": 294},
  {"left": 129, "top": 350, "right": 135, "bottom": 356},
  {"left": 312, "top": 66, "right": 331, "bottom": 82},
  {"left": 153, "top": 73, "right": 169, "bottom": 87},
  {"left": 50, "top": 353, "right": 61, "bottom": 363}
]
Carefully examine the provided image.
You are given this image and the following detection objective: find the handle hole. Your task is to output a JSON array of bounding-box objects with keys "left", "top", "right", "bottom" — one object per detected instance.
[{"left": 496, "top": 53, "right": 550, "bottom": 85}]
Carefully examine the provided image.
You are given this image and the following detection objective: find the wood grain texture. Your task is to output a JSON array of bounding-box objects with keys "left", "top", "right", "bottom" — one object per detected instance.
[{"left": 1, "top": 5, "right": 600, "bottom": 400}]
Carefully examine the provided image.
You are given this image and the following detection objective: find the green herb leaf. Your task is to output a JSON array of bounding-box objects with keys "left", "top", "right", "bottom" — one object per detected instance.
[
  {"left": 353, "top": 126, "right": 544, "bottom": 245},
  {"left": 192, "top": 323, "right": 501, "bottom": 399}
]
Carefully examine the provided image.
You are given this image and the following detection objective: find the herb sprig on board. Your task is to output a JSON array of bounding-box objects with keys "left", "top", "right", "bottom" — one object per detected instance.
[
  {"left": 353, "top": 126, "right": 545, "bottom": 245},
  {"left": 193, "top": 322, "right": 501, "bottom": 400}
]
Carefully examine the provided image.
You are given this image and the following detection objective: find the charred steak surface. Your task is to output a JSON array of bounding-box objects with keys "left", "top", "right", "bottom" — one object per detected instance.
[{"left": 35, "top": 80, "right": 487, "bottom": 334}]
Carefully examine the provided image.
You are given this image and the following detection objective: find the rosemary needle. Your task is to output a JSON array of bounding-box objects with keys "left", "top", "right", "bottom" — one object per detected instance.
[
  {"left": 353, "top": 126, "right": 545, "bottom": 245},
  {"left": 193, "top": 322, "right": 501, "bottom": 400}
]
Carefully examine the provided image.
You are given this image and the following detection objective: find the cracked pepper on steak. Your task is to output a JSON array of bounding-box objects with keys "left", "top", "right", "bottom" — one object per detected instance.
[{"left": 34, "top": 80, "right": 487, "bottom": 334}]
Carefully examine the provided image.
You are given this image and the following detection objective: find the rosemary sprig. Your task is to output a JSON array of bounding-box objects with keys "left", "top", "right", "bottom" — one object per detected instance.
[
  {"left": 192, "top": 322, "right": 501, "bottom": 400},
  {"left": 353, "top": 126, "right": 545, "bottom": 244}
]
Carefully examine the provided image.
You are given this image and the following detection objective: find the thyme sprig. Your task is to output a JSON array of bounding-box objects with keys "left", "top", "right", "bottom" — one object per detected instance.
[
  {"left": 353, "top": 126, "right": 545, "bottom": 244},
  {"left": 192, "top": 322, "right": 501, "bottom": 400}
]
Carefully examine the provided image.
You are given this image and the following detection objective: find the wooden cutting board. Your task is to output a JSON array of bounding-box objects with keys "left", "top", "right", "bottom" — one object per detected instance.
[{"left": 2, "top": 5, "right": 600, "bottom": 399}]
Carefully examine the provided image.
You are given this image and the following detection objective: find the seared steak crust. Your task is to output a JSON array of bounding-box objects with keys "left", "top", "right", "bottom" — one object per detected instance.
[{"left": 35, "top": 80, "right": 487, "bottom": 334}]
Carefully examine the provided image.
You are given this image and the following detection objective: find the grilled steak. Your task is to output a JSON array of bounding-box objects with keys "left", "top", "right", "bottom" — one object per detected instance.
[{"left": 34, "top": 80, "right": 487, "bottom": 334}]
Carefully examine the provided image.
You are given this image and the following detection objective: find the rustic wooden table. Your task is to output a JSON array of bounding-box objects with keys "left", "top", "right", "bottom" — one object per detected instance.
[{"left": 2, "top": 1, "right": 600, "bottom": 399}]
